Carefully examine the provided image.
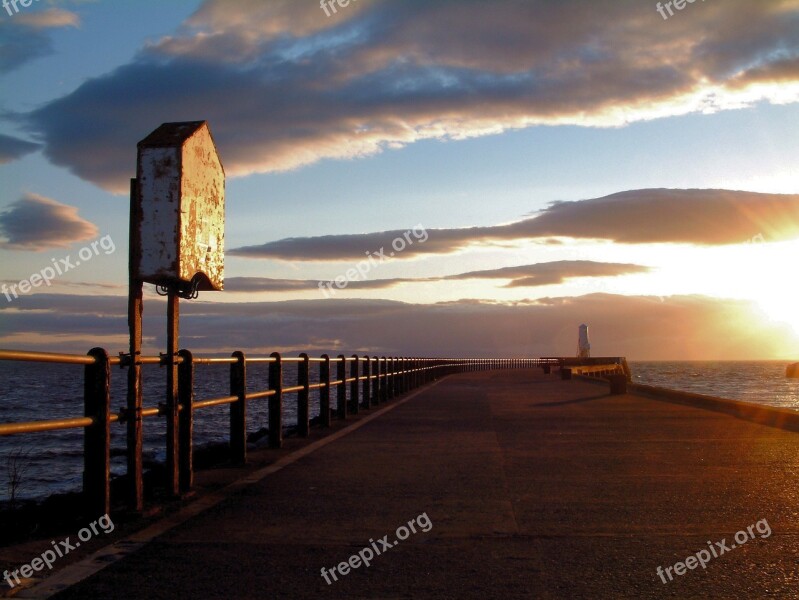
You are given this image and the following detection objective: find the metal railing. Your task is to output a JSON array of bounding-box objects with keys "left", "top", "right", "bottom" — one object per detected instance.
[{"left": 0, "top": 349, "right": 555, "bottom": 518}]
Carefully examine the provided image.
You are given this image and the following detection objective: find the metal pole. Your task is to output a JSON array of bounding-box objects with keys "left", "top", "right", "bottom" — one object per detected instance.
[
  {"left": 298, "top": 353, "right": 310, "bottom": 437},
  {"left": 165, "top": 291, "right": 180, "bottom": 497},
  {"left": 336, "top": 355, "right": 347, "bottom": 420},
  {"left": 350, "top": 355, "right": 359, "bottom": 415},
  {"left": 127, "top": 178, "right": 144, "bottom": 512},
  {"left": 268, "top": 353, "right": 283, "bottom": 448},
  {"left": 230, "top": 351, "right": 247, "bottom": 465},
  {"left": 320, "top": 355, "right": 331, "bottom": 427},
  {"left": 381, "top": 357, "right": 388, "bottom": 403},
  {"left": 178, "top": 349, "right": 194, "bottom": 493},
  {"left": 84, "top": 347, "right": 110, "bottom": 519},
  {"left": 362, "top": 356, "right": 371, "bottom": 410},
  {"left": 374, "top": 357, "right": 383, "bottom": 405},
  {"left": 387, "top": 357, "right": 395, "bottom": 400}
]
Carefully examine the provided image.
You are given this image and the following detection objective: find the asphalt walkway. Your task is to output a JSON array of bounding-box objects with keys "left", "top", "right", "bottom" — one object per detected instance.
[{"left": 48, "top": 369, "right": 799, "bottom": 599}]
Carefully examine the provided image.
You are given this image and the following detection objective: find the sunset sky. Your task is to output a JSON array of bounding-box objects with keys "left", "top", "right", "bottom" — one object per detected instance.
[{"left": 1, "top": 0, "right": 799, "bottom": 359}]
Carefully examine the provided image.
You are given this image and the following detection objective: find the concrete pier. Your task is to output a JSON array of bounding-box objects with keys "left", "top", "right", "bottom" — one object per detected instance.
[{"left": 41, "top": 369, "right": 799, "bottom": 598}]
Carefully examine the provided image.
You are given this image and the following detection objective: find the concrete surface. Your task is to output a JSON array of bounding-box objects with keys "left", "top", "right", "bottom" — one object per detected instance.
[{"left": 45, "top": 369, "right": 799, "bottom": 598}]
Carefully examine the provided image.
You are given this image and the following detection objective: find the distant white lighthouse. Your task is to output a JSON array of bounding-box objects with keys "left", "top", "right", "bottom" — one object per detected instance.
[{"left": 577, "top": 324, "right": 591, "bottom": 358}]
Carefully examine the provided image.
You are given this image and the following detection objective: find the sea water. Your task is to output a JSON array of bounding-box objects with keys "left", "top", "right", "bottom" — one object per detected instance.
[{"left": 1, "top": 360, "right": 797, "bottom": 502}]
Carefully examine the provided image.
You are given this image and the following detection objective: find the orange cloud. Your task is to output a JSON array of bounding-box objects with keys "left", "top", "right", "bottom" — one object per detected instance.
[
  {"left": 230, "top": 189, "right": 799, "bottom": 260},
  {"left": 15, "top": 9, "right": 80, "bottom": 29},
  {"left": 225, "top": 261, "right": 649, "bottom": 293}
]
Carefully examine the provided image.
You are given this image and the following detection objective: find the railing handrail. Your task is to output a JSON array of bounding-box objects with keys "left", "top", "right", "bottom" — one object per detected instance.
[
  {"left": 0, "top": 352, "right": 549, "bottom": 436},
  {"left": 0, "top": 347, "right": 588, "bottom": 517},
  {"left": 0, "top": 349, "right": 561, "bottom": 366}
]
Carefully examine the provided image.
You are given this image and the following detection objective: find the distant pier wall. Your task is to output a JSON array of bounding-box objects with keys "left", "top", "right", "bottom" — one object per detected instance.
[{"left": 575, "top": 373, "right": 799, "bottom": 433}]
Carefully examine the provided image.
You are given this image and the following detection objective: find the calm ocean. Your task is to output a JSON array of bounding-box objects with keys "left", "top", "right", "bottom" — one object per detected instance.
[
  {"left": 1, "top": 360, "right": 798, "bottom": 502},
  {"left": 629, "top": 361, "right": 799, "bottom": 408}
]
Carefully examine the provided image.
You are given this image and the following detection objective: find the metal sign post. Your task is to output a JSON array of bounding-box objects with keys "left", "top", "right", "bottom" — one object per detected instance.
[
  {"left": 127, "top": 177, "right": 144, "bottom": 511},
  {"left": 128, "top": 121, "right": 225, "bottom": 507}
]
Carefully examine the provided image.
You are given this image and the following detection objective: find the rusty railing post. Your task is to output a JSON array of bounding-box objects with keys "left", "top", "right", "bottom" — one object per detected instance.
[
  {"left": 350, "top": 355, "right": 360, "bottom": 415},
  {"left": 298, "top": 353, "right": 310, "bottom": 437},
  {"left": 230, "top": 351, "right": 247, "bottom": 465},
  {"left": 84, "top": 347, "right": 111, "bottom": 519},
  {"left": 178, "top": 349, "right": 194, "bottom": 493},
  {"left": 372, "top": 357, "right": 380, "bottom": 406},
  {"left": 376, "top": 357, "right": 384, "bottom": 404},
  {"left": 320, "top": 354, "right": 331, "bottom": 427},
  {"left": 385, "top": 357, "right": 390, "bottom": 397},
  {"left": 336, "top": 355, "right": 347, "bottom": 420},
  {"left": 371, "top": 356, "right": 379, "bottom": 406},
  {"left": 269, "top": 352, "right": 283, "bottom": 448},
  {"left": 385, "top": 357, "right": 391, "bottom": 399},
  {"left": 369, "top": 356, "right": 383, "bottom": 406},
  {"left": 362, "top": 356, "right": 371, "bottom": 409},
  {"left": 398, "top": 357, "right": 404, "bottom": 394},
  {"left": 375, "top": 357, "right": 383, "bottom": 404},
  {"left": 398, "top": 357, "right": 404, "bottom": 395},
  {"left": 126, "top": 177, "right": 144, "bottom": 512},
  {"left": 387, "top": 357, "right": 395, "bottom": 400},
  {"left": 383, "top": 356, "right": 390, "bottom": 402},
  {"left": 165, "top": 292, "right": 180, "bottom": 497},
  {"left": 384, "top": 357, "right": 390, "bottom": 402}
]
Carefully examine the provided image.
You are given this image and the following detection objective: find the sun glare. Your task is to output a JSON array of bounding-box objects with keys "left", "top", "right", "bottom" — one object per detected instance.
[
  {"left": 742, "top": 240, "right": 799, "bottom": 335},
  {"left": 755, "top": 287, "right": 799, "bottom": 335}
]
